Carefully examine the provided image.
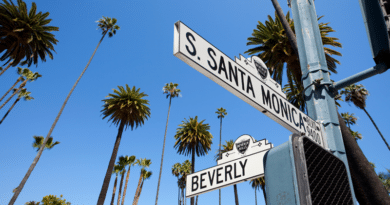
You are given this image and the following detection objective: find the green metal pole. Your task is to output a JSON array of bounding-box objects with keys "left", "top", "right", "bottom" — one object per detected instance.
[{"left": 290, "top": 0, "right": 357, "bottom": 203}]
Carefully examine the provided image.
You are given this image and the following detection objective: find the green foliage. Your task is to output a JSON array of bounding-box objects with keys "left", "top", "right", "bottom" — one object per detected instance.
[
  {"left": 163, "top": 82, "right": 181, "bottom": 99},
  {"left": 172, "top": 160, "right": 192, "bottom": 189},
  {"left": 96, "top": 16, "right": 120, "bottom": 38},
  {"left": 340, "top": 84, "right": 368, "bottom": 110},
  {"left": 101, "top": 84, "right": 150, "bottom": 131},
  {"left": 341, "top": 112, "right": 362, "bottom": 140},
  {"left": 245, "top": 11, "right": 342, "bottom": 112},
  {"left": 174, "top": 116, "right": 213, "bottom": 157},
  {"left": 378, "top": 169, "right": 390, "bottom": 195},
  {"left": 32, "top": 136, "right": 60, "bottom": 152},
  {"left": 0, "top": 0, "right": 59, "bottom": 66},
  {"left": 41, "top": 194, "right": 71, "bottom": 205},
  {"left": 215, "top": 107, "right": 227, "bottom": 119}
]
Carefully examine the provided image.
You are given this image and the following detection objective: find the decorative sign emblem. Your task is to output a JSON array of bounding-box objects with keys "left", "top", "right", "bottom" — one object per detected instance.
[
  {"left": 186, "top": 134, "right": 273, "bottom": 198},
  {"left": 254, "top": 60, "right": 267, "bottom": 79},
  {"left": 236, "top": 139, "right": 250, "bottom": 154}
]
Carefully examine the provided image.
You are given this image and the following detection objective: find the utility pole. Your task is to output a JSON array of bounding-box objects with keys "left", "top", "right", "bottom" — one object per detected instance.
[{"left": 290, "top": 0, "right": 357, "bottom": 203}]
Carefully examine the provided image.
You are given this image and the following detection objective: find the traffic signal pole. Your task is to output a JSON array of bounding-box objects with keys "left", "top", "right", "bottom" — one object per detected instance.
[{"left": 290, "top": 0, "right": 358, "bottom": 204}]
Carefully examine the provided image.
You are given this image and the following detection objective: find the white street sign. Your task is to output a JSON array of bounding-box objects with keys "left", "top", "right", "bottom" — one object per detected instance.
[
  {"left": 186, "top": 135, "right": 273, "bottom": 198},
  {"left": 174, "top": 21, "right": 326, "bottom": 148}
]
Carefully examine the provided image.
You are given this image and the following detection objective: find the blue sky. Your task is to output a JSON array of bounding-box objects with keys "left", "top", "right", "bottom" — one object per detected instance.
[{"left": 1, "top": 0, "right": 389, "bottom": 204}]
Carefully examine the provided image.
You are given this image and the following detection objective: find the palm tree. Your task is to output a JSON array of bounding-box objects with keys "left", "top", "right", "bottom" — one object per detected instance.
[
  {"left": 215, "top": 107, "right": 227, "bottom": 205},
  {"left": 7, "top": 16, "right": 120, "bottom": 205},
  {"left": 220, "top": 140, "right": 239, "bottom": 205},
  {"left": 179, "top": 160, "right": 191, "bottom": 205},
  {"left": 172, "top": 163, "right": 182, "bottom": 205},
  {"left": 0, "top": 0, "right": 59, "bottom": 77},
  {"left": 0, "top": 88, "right": 33, "bottom": 124},
  {"left": 110, "top": 165, "right": 122, "bottom": 205},
  {"left": 0, "top": 69, "right": 40, "bottom": 111},
  {"left": 32, "top": 136, "right": 59, "bottom": 151},
  {"left": 174, "top": 116, "right": 213, "bottom": 205},
  {"left": 134, "top": 170, "right": 152, "bottom": 205},
  {"left": 116, "top": 157, "right": 127, "bottom": 205},
  {"left": 98, "top": 85, "right": 150, "bottom": 205},
  {"left": 0, "top": 67, "right": 28, "bottom": 103},
  {"left": 132, "top": 158, "right": 152, "bottom": 205},
  {"left": 249, "top": 177, "right": 266, "bottom": 205},
  {"left": 155, "top": 82, "right": 181, "bottom": 205},
  {"left": 341, "top": 84, "right": 390, "bottom": 151},
  {"left": 172, "top": 160, "right": 192, "bottom": 205},
  {"left": 121, "top": 155, "right": 136, "bottom": 205},
  {"left": 245, "top": 12, "right": 342, "bottom": 112}
]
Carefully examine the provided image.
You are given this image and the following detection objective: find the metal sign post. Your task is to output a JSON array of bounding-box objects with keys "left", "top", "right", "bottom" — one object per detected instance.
[{"left": 290, "top": 0, "right": 357, "bottom": 204}]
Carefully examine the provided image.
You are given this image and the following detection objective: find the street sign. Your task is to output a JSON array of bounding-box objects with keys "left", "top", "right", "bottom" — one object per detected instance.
[
  {"left": 186, "top": 135, "right": 273, "bottom": 198},
  {"left": 173, "top": 21, "right": 326, "bottom": 148}
]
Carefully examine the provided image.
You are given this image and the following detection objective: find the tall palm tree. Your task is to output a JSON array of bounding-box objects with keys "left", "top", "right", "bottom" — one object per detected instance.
[
  {"left": 0, "top": 0, "right": 59, "bottom": 77},
  {"left": 341, "top": 84, "right": 390, "bottom": 151},
  {"left": 134, "top": 170, "right": 152, "bottom": 205},
  {"left": 0, "top": 88, "right": 33, "bottom": 124},
  {"left": 97, "top": 85, "right": 150, "bottom": 205},
  {"left": 32, "top": 136, "right": 59, "bottom": 151},
  {"left": 174, "top": 116, "right": 213, "bottom": 205},
  {"left": 0, "top": 67, "right": 28, "bottom": 103},
  {"left": 215, "top": 107, "right": 227, "bottom": 205},
  {"left": 7, "top": 16, "right": 119, "bottom": 205},
  {"left": 245, "top": 12, "right": 342, "bottom": 112},
  {"left": 110, "top": 165, "right": 122, "bottom": 205},
  {"left": 220, "top": 140, "right": 239, "bottom": 205},
  {"left": 249, "top": 177, "right": 266, "bottom": 205},
  {"left": 116, "top": 157, "right": 127, "bottom": 205},
  {"left": 132, "top": 158, "right": 152, "bottom": 205},
  {"left": 172, "top": 163, "right": 182, "bottom": 205},
  {"left": 0, "top": 69, "right": 40, "bottom": 110},
  {"left": 121, "top": 155, "right": 136, "bottom": 205},
  {"left": 155, "top": 82, "right": 181, "bottom": 205},
  {"left": 179, "top": 160, "right": 191, "bottom": 205}
]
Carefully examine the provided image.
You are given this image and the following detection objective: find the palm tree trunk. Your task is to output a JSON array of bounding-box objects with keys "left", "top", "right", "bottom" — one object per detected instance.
[
  {"left": 233, "top": 184, "right": 239, "bottom": 205},
  {"left": 134, "top": 179, "right": 145, "bottom": 205},
  {"left": 0, "top": 62, "right": 13, "bottom": 77},
  {"left": 261, "top": 185, "right": 267, "bottom": 205},
  {"left": 0, "top": 80, "right": 26, "bottom": 111},
  {"left": 0, "top": 97, "right": 20, "bottom": 124},
  {"left": 155, "top": 96, "right": 172, "bottom": 205},
  {"left": 117, "top": 170, "right": 125, "bottom": 205},
  {"left": 96, "top": 119, "right": 125, "bottom": 205},
  {"left": 0, "top": 76, "right": 22, "bottom": 103},
  {"left": 270, "top": 0, "right": 299, "bottom": 58},
  {"left": 362, "top": 108, "right": 390, "bottom": 151},
  {"left": 9, "top": 33, "right": 107, "bottom": 205},
  {"left": 338, "top": 112, "right": 390, "bottom": 204},
  {"left": 218, "top": 117, "right": 222, "bottom": 205},
  {"left": 191, "top": 149, "right": 195, "bottom": 205},
  {"left": 121, "top": 166, "right": 132, "bottom": 205},
  {"left": 254, "top": 189, "right": 257, "bottom": 205},
  {"left": 178, "top": 186, "right": 180, "bottom": 205},
  {"left": 132, "top": 171, "right": 143, "bottom": 205},
  {"left": 110, "top": 175, "right": 118, "bottom": 205}
]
